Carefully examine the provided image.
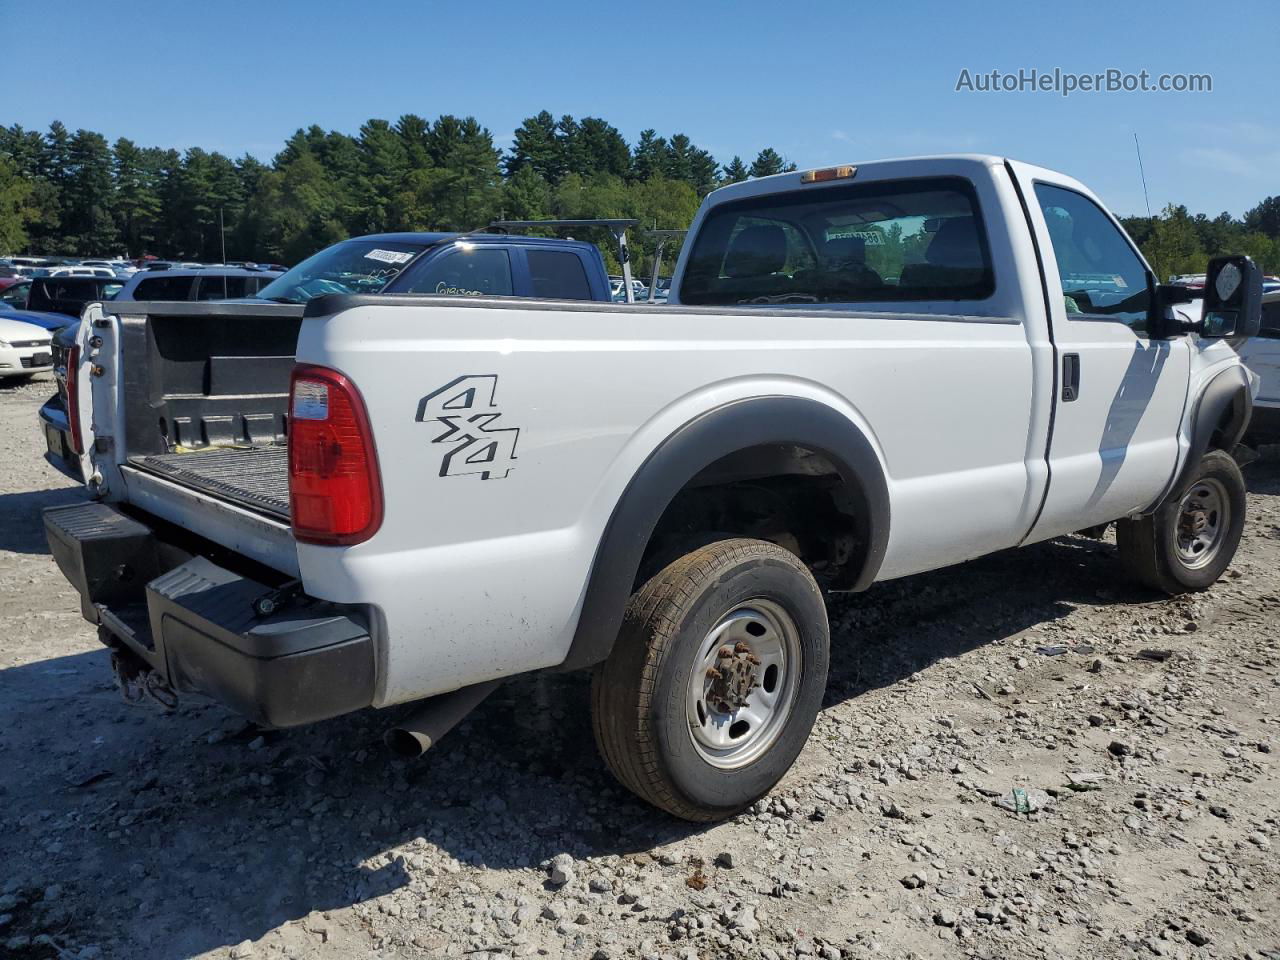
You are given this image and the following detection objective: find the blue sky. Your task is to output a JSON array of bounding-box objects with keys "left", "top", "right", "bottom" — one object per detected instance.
[{"left": 7, "top": 0, "right": 1275, "bottom": 218}]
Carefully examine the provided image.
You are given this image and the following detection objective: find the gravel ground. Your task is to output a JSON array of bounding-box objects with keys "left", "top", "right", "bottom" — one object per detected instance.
[{"left": 0, "top": 375, "right": 1277, "bottom": 960}]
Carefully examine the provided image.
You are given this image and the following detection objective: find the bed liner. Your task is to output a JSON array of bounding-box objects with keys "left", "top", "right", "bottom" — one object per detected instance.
[{"left": 130, "top": 446, "right": 290, "bottom": 519}]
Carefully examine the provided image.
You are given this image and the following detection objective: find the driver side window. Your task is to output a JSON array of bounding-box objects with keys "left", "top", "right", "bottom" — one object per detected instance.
[
  {"left": 398, "top": 246, "right": 513, "bottom": 297},
  {"left": 1034, "top": 183, "right": 1151, "bottom": 331}
]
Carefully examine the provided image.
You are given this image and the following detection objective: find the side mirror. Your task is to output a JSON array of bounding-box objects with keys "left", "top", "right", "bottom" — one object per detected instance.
[
  {"left": 1147, "top": 272, "right": 1195, "bottom": 339},
  {"left": 1200, "top": 255, "right": 1263, "bottom": 339}
]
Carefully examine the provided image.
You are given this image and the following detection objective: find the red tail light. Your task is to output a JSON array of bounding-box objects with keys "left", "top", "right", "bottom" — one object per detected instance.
[
  {"left": 65, "top": 344, "right": 84, "bottom": 455},
  {"left": 288, "top": 364, "right": 383, "bottom": 545}
]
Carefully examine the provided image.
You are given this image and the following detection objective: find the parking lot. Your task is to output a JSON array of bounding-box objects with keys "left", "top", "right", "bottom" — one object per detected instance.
[{"left": 0, "top": 373, "right": 1275, "bottom": 960}]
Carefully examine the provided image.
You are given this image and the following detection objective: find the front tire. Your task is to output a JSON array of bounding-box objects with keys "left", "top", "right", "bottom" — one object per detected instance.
[
  {"left": 1116, "top": 450, "right": 1246, "bottom": 593},
  {"left": 591, "top": 538, "right": 830, "bottom": 822}
]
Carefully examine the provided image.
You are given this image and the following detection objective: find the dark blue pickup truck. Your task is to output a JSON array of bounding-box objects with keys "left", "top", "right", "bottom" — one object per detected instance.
[{"left": 255, "top": 232, "right": 613, "bottom": 304}]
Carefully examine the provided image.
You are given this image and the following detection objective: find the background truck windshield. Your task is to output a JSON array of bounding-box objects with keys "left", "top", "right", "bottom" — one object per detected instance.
[
  {"left": 257, "top": 238, "right": 430, "bottom": 303},
  {"left": 680, "top": 177, "right": 994, "bottom": 306}
]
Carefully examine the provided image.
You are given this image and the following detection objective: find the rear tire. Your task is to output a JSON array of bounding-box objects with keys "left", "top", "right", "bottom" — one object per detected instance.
[
  {"left": 591, "top": 538, "right": 829, "bottom": 822},
  {"left": 1116, "top": 450, "right": 1246, "bottom": 594}
]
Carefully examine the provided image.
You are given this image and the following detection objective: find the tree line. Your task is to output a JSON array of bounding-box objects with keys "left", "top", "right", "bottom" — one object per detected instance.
[
  {"left": 0, "top": 114, "right": 795, "bottom": 273},
  {"left": 1120, "top": 203, "right": 1280, "bottom": 279},
  {"left": 0, "top": 114, "right": 1276, "bottom": 278}
]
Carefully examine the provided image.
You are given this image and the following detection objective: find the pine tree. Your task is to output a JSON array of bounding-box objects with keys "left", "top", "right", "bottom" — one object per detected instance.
[
  {"left": 63, "top": 129, "right": 117, "bottom": 253},
  {"left": 556, "top": 116, "right": 588, "bottom": 178},
  {"left": 663, "top": 134, "right": 695, "bottom": 184},
  {"left": 721, "top": 156, "right": 749, "bottom": 184},
  {"left": 630, "top": 130, "right": 667, "bottom": 182},
  {"left": 395, "top": 114, "right": 432, "bottom": 171},
  {"left": 0, "top": 125, "right": 61, "bottom": 251},
  {"left": 113, "top": 138, "right": 162, "bottom": 257},
  {"left": 501, "top": 165, "right": 552, "bottom": 221},
  {"left": 1244, "top": 197, "right": 1280, "bottom": 239},
  {"left": 688, "top": 145, "right": 719, "bottom": 195},
  {"left": 1145, "top": 204, "right": 1206, "bottom": 280},
  {"left": 357, "top": 119, "right": 410, "bottom": 232},
  {"left": 749, "top": 148, "right": 786, "bottom": 179},
  {"left": 576, "top": 118, "right": 630, "bottom": 178},
  {"left": 0, "top": 157, "right": 33, "bottom": 252},
  {"left": 505, "top": 111, "right": 563, "bottom": 183}
]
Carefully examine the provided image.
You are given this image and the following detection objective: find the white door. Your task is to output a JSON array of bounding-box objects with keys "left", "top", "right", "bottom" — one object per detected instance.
[
  {"left": 1011, "top": 165, "right": 1192, "bottom": 541},
  {"left": 1239, "top": 299, "right": 1280, "bottom": 410}
]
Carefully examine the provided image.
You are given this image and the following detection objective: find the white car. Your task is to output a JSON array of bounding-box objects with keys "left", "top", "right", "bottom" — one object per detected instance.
[
  {"left": 0, "top": 315, "right": 53, "bottom": 378},
  {"left": 80, "top": 260, "right": 138, "bottom": 279},
  {"left": 42, "top": 154, "right": 1264, "bottom": 821},
  {"left": 1238, "top": 290, "right": 1280, "bottom": 444},
  {"left": 47, "top": 266, "right": 119, "bottom": 279}
]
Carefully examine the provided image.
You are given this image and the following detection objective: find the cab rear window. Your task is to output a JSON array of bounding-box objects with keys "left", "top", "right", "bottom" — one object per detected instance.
[{"left": 680, "top": 177, "right": 994, "bottom": 306}]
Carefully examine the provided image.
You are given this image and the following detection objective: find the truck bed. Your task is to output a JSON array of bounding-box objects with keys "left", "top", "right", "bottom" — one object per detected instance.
[{"left": 130, "top": 447, "right": 290, "bottom": 519}]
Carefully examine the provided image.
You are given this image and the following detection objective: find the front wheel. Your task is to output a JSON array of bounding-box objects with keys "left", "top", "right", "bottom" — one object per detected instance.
[
  {"left": 1116, "top": 449, "right": 1246, "bottom": 593},
  {"left": 591, "top": 538, "right": 830, "bottom": 822}
]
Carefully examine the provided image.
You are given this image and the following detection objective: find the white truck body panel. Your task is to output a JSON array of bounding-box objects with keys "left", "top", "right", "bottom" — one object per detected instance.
[{"left": 294, "top": 301, "right": 1039, "bottom": 705}]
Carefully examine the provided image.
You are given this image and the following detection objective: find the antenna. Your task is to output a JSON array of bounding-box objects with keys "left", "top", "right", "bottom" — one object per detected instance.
[{"left": 1134, "top": 133, "right": 1152, "bottom": 220}]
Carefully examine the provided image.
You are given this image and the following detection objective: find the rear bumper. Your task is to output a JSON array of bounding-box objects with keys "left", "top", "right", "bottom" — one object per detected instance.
[
  {"left": 43, "top": 501, "right": 374, "bottom": 727},
  {"left": 38, "top": 395, "right": 82, "bottom": 481}
]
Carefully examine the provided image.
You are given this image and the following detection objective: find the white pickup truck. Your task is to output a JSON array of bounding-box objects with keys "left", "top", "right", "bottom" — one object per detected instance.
[{"left": 42, "top": 155, "right": 1264, "bottom": 822}]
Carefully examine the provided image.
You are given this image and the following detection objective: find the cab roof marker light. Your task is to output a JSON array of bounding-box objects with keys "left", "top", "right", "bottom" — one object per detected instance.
[{"left": 800, "top": 165, "right": 857, "bottom": 184}]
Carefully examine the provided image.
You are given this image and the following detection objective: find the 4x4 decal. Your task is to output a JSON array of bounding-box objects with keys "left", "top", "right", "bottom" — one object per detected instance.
[{"left": 416, "top": 375, "right": 520, "bottom": 479}]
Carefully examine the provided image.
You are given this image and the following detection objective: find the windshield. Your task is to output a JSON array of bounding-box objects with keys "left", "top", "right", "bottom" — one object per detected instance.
[{"left": 256, "top": 238, "right": 430, "bottom": 303}]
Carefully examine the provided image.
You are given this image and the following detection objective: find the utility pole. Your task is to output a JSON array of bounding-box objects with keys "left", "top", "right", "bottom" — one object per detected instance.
[{"left": 219, "top": 207, "right": 227, "bottom": 264}]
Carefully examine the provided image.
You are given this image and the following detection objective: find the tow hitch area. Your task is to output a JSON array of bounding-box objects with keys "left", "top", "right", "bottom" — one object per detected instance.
[
  {"left": 44, "top": 501, "right": 376, "bottom": 728},
  {"left": 108, "top": 634, "right": 177, "bottom": 710}
]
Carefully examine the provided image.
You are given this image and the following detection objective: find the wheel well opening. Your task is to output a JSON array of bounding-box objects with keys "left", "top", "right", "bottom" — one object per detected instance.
[
  {"left": 1211, "top": 389, "right": 1249, "bottom": 451},
  {"left": 636, "top": 443, "right": 868, "bottom": 590}
]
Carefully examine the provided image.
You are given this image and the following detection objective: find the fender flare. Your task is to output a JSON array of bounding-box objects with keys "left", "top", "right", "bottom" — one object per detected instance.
[
  {"left": 1170, "top": 364, "right": 1252, "bottom": 497},
  {"left": 559, "top": 395, "right": 890, "bottom": 671}
]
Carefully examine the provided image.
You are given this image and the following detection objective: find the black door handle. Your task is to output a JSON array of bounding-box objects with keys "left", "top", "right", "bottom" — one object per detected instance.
[{"left": 1062, "top": 353, "right": 1081, "bottom": 402}]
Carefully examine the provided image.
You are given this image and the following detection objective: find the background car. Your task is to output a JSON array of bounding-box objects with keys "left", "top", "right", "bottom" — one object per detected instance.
[
  {"left": 113, "top": 267, "right": 283, "bottom": 301},
  {"left": 0, "top": 306, "right": 72, "bottom": 332},
  {"left": 26, "top": 275, "right": 123, "bottom": 319},
  {"left": 79, "top": 259, "right": 138, "bottom": 279},
  {"left": 1239, "top": 289, "right": 1280, "bottom": 446},
  {"left": 46, "top": 266, "right": 119, "bottom": 279},
  {"left": 0, "top": 314, "right": 54, "bottom": 379},
  {"left": 0, "top": 278, "right": 30, "bottom": 308}
]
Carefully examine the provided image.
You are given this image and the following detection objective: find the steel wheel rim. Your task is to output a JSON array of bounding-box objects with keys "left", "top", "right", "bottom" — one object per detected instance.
[
  {"left": 1174, "top": 477, "right": 1229, "bottom": 569},
  {"left": 686, "top": 599, "right": 802, "bottom": 770}
]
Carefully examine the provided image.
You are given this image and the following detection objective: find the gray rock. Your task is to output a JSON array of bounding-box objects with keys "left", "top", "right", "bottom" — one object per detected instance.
[
  {"left": 548, "top": 853, "right": 575, "bottom": 886},
  {"left": 1186, "top": 928, "right": 1211, "bottom": 947}
]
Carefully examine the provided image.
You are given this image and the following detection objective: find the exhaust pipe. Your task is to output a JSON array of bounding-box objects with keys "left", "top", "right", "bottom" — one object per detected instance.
[{"left": 384, "top": 679, "right": 502, "bottom": 758}]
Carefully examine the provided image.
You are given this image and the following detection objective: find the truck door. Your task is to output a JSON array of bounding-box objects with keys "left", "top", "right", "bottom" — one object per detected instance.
[
  {"left": 1009, "top": 164, "right": 1192, "bottom": 541},
  {"left": 1236, "top": 297, "right": 1280, "bottom": 442}
]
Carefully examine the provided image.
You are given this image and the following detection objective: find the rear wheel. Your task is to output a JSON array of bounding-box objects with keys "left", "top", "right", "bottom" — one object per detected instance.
[
  {"left": 1116, "top": 450, "right": 1246, "bottom": 593},
  {"left": 591, "top": 538, "right": 829, "bottom": 822}
]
